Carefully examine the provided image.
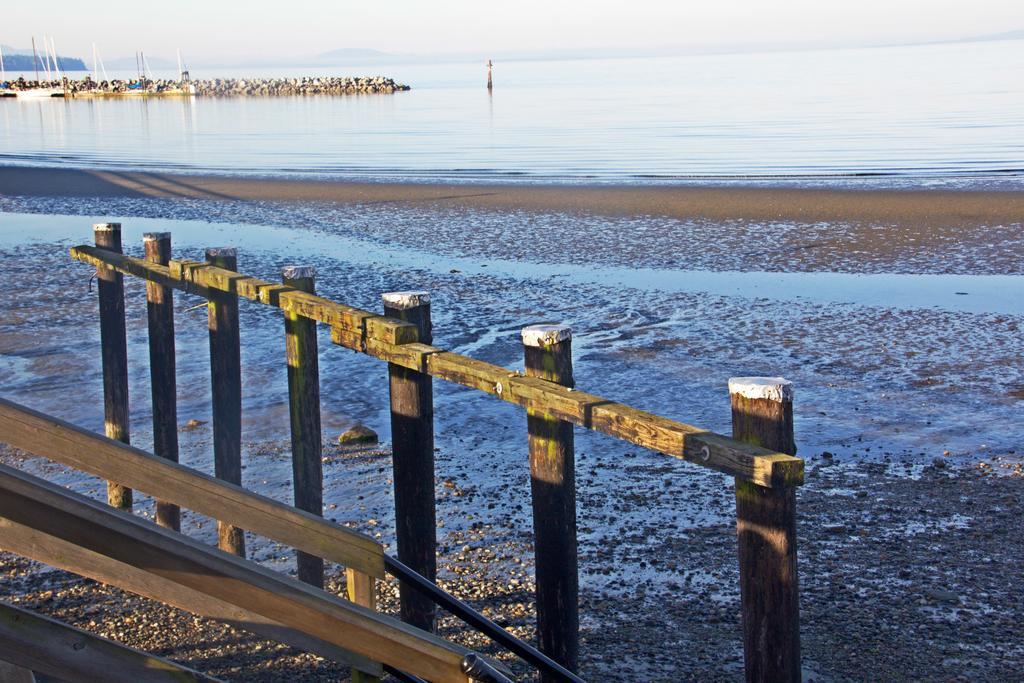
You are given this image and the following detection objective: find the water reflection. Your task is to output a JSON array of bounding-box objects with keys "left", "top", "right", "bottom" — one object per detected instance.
[{"left": 0, "top": 40, "right": 1022, "bottom": 180}]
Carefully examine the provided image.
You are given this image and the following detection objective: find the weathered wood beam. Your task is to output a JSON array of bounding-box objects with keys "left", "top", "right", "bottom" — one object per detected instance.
[
  {"left": 0, "top": 521, "right": 379, "bottom": 674},
  {"left": 0, "top": 397, "right": 384, "bottom": 578},
  {"left": 0, "top": 464, "right": 477, "bottom": 683},
  {"left": 70, "top": 244, "right": 803, "bottom": 487},
  {"left": 0, "top": 661, "right": 36, "bottom": 683},
  {"left": 0, "top": 600, "right": 221, "bottom": 682}
]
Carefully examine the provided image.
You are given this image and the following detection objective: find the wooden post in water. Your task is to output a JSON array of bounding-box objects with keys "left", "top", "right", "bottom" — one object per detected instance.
[
  {"left": 93, "top": 223, "right": 132, "bottom": 511},
  {"left": 144, "top": 232, "right": 180, "bottom": 531},
  {"left": 522, "top": 324, "right": 578, "bottom": 677},
  {"left": 730, "top": 376, "right": 801, "bottom": 683},
  {"left": 486, "top": 59, "right": 493, "bottom": 90},
  {"left": 382, "top": 291, "right": 436, "bottom": 632},
  {"left": 206, "top": 247, "right": 245, "bottom": 557},
  {"left": 282, "top": 265, "right": 324, "bottom": 588}
]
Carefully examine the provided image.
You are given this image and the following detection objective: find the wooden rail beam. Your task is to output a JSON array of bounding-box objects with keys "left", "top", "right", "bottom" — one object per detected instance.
[
  {"left": 0, "top": 600, "right": 221, "bottom": 682},
  {"left": 0, "top": 397, "right": 384, "bottom": 578},
  {"left": 70, "top": 244, "right": 804, "bottom": 488},
  {"left": 0, "top": 464, "right": 481, "bottom": 683},
  {"left": 0, "top": 661, "right": 36, "bottom": 683}
]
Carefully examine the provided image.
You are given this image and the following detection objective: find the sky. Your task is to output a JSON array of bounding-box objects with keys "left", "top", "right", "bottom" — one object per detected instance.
[{"left": 2, "top": 0, "right": 1022, "bottom": 64}]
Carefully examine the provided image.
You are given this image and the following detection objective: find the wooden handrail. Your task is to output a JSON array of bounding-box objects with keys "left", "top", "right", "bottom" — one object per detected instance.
[
  {"left": 70, "top": 245, "right": 803, "bottom": 488},
  {"left": 0, "top": 600, "right": 221, "bottom": 682},
  {"left": 0, "top": 398, "right": 385, "bottom": 579},
  {"left": 0, "top": 463, "right": 488, "bottom": 683}
]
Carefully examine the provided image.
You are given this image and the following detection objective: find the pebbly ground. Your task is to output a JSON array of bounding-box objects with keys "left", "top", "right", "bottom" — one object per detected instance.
[
  {"left": 0, "top": 190, "right": 1021, "bottom": 680},
  {"left": 1, "top": 442, "right": 1022, "bottom": 682}
]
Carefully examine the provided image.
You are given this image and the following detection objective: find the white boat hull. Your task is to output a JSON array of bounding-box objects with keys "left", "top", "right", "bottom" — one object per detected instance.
[{"left": 16, "top": 89, "right": 63, "bottom": 99}]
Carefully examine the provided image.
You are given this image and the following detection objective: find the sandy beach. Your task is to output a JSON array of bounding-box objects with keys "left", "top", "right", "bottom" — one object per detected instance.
[
  {"left": 3, "top": 166, "right": 1024, "bottom": 226},
  {"left": 0, "top": 166, "right": 1022, "bottom": 680}
]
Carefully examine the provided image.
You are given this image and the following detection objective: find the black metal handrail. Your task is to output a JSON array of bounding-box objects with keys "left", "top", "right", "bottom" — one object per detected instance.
[{"left": 385, "top": 555, "right": 585, "bottom": 683}]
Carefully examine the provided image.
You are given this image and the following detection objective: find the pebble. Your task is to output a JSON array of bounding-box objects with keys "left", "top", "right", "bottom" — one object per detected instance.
[
  {"left": 337, "top": 424, "right": 379, "bottom": 444},
  {"left": 925, "top": 588, "right": 960, "bottom": 604}
]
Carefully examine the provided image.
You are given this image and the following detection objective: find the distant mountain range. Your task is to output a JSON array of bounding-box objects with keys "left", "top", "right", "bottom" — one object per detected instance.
[
  {"left": 104, "top": 54, "right": 179, "bottom": 71},
  {"left": 3, "top": 27, "right": 1021, "bottom": 75},
  {"left": 969, "top": 29, "right": 1024, "bottom": 42},
  {"left": 307, "top": 28, "right": 1024, "bottom": 66},
  {"left": 0, "top": 47, "right": 86, "bottom": 72}
]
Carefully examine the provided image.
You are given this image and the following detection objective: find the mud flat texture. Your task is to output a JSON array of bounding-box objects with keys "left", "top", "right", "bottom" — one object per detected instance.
[
  {"left": 1, "top": 442, "right": 1022, "bottom": 681},
  {"left": 0, "top": 177, "right": 1021, "bottom": 680}
]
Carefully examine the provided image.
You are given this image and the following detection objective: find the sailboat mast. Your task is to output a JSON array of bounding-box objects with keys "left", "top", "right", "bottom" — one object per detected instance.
[
  {"left": 0, "top": 44, "right": 5, "bottom": 83},
  {"left": 92, "top": 43, "right": 98, "bottom": 82},
  {"left": 41, "top": 35, "right": 52, "bottom": 81},
  {"left": 98, "top": 48, "right": 109, "bottom": 82},
  {"left": 31, "top": 37, "right": 40, "bottom": 82},
  {"left": 177, "top": 48, "right": 183, "bottom": 82},
  {"left": 49, "top": 37, "right": 62, "bottom": 81}
]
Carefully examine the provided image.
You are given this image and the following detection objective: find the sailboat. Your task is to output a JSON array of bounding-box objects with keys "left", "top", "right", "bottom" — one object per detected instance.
[
  {"left": 18, "top": 37, "right": 63, "bottom": 98},
  {"left": 0, "top": 46, "right": 14, "bottom": 97}
]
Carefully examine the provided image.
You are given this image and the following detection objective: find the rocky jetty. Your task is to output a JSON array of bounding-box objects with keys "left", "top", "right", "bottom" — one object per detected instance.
[{"left": 0, "top": 75, "right": 410, "bottom": 97}]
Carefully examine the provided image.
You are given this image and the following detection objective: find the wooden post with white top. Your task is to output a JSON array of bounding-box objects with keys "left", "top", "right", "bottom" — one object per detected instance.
[
  {"left": 522, "top": 324, "right": 578, "bottom": 678},
  {"left": 730, "top": 377, "right": 801, "bottom": 683},
  {"left": 383, "top": 291, "right": 436, "bottom": 633}
]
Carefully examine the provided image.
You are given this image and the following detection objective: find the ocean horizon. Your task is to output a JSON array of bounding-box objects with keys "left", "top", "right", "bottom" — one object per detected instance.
[{"left": 2, "top": 38, "right": 1023, "bottom": 185}]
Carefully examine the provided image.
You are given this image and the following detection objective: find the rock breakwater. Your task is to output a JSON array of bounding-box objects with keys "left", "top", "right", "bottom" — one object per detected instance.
[{"left": 1, "top": 75, "right": 410, "bottom": 97}]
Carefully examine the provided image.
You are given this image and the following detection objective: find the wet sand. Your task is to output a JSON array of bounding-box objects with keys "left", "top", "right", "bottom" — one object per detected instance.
[
  {"left": 1, "top": 172, "right": 1022, "bottom": 680},
  {"left": 2, "top": 165, "right": 1023, "bottom": 227}
]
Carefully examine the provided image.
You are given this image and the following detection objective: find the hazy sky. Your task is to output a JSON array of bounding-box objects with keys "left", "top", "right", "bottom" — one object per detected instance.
[{"left": 3, "top": 0, "right": 1022, "bottom": 62}]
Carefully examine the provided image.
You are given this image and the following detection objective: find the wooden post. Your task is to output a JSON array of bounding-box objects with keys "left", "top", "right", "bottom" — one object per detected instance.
[
  {"left": 522, "top": 324, "right": 578, "bottom": 677},
  {"left": 144, "top": 233, "right": 180, "bottom": 531},
  {"left": 730, "top": 377, "right": 801, "bottom": 683},
  {"left": 282, "top": 265, "right": 324, "bottom": 588},
  {"left": 206, "top": 247, "right": 244, "bottom": 557},
  {"left": 486, "top": 59, "right": 493, "bottom": 90},
  {"left": 346, "top": 568, "right": 381, "bottom": 683},
  {"left": 382, "top": 291, "right": 436, "bottom": 633},
  {"left": 93, "top": 223, "right": 132, "bottom": 511}
]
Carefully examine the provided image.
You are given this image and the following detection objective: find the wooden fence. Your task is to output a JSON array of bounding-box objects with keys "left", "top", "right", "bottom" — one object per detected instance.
[
  {"left": 51, "top": 222, "right": 805, "bottom": 681},
  {"left": 0, "top": 401, "right": 507, "bottom": 682}
]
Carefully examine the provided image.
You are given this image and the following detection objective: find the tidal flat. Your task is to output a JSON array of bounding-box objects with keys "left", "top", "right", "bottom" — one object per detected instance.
[{"left": 0, "top": 181, "right": 1021, "bottom": 680}]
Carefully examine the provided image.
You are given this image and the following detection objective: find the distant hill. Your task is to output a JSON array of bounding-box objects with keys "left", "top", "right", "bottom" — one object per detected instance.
[
  {"left": 105, "top": 55, "right": 179, "bottom": 71},
  {"left": 0, "top": 53, "right": 86, "bottom": 71},
  {"left": 967, "top": 29, "right": 1024, "bottom": 42}
]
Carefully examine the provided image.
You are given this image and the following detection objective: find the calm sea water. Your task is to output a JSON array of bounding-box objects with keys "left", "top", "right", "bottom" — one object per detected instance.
[{"left": 1, "top": 40, "right": 1023, "bottom": 182}]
